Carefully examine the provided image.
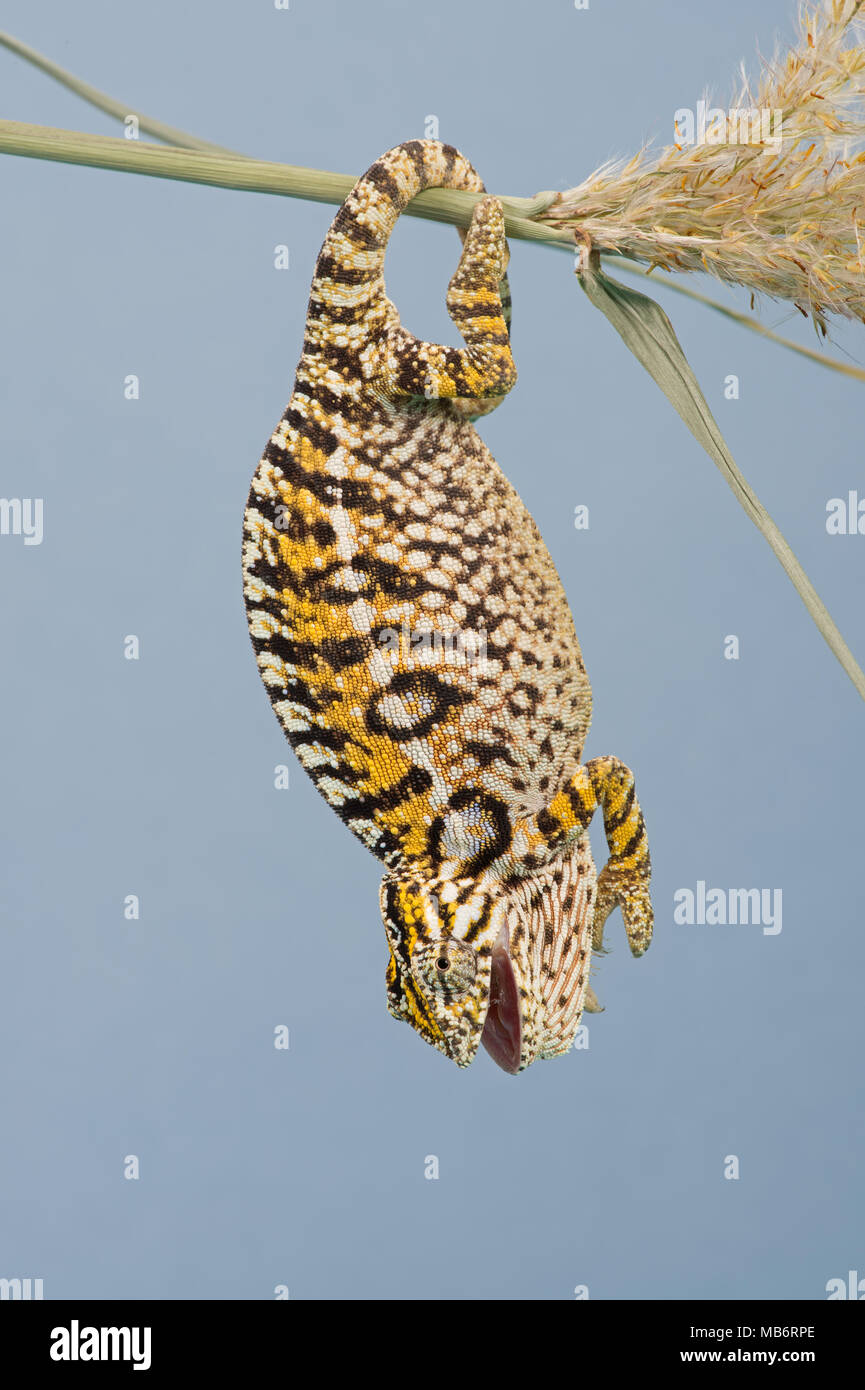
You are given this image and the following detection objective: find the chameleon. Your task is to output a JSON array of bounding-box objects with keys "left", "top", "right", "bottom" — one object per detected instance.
[{"left": 242, "top": 139, "right": 653, "bottom": 1073}]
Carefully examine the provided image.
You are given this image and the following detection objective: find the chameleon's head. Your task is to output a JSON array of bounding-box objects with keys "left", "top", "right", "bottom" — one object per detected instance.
[{"left": 379, "top": 838, "right": 598, "bottom": 1073}]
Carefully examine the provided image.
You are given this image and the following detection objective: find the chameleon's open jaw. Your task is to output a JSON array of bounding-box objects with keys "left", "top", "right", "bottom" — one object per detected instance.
[{"left": 481, "top": 923, "right": 522, "bottom": 1074}]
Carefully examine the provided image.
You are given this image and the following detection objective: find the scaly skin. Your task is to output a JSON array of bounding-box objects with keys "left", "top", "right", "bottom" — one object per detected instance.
[{"left": 242, "top": 140, "right": 653, "bottom": 1072}]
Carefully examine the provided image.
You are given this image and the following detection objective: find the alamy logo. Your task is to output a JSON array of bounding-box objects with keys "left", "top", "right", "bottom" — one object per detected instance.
[
  {"left": 0, "top": 1276, "right": 43, "bottom": 1299},
  {"left": 0, "top": 497, "right": 43, "bottom": 545},
  {"left": 674, "top": 881, "right": 782, "bottom": 935},
  {"left": 826, "top": 491, "right": 865, "bottom": 534},
  {"left": 378, "top": 622, "right": 488, "bottom": 669},
  {"left": 826, "top": 1270, "right": 865, "bottom": 1299},
  {"left": 674, "top": 101, "right": 783, "bottom": 148},
  {"left": 49, "top": 1320, "right": 151, "bottom": 1371}
]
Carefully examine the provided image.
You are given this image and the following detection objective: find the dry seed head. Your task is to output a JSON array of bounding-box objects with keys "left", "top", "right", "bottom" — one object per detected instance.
[{"left": 543, "top": 0, "right": 865, "bottom": 329}]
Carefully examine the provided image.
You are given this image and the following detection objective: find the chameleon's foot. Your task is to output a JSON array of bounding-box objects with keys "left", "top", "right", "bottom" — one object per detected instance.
[
  {"left": 592, "top": 865, "right": 653, "bottom": 958},
  {"left": 583, "top": 984, "right": 604, "bottom": 1014}
]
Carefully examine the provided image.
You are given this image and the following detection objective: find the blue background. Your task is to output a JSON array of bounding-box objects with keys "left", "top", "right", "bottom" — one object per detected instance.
[{"left": 1, "top": 0, "right": 862, "bottom": 1299}]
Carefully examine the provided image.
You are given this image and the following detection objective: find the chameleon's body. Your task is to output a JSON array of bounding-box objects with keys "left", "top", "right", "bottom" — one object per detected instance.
[{"left": 243, "top": 140, "right": 652, "bottom": 1072}]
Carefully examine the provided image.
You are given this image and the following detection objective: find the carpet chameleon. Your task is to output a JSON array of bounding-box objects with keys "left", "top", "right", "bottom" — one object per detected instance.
[{"left": 242, "top": 139, "right": 653, "bottom": 1073}]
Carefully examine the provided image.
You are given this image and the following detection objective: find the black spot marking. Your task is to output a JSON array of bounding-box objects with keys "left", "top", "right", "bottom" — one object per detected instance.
[
  {"left": 321, "top": 635, "right": 369, "bottom": 671},
  {"left": 440, "top": 787, "right": 512, "bottom": 873},
  {"left": 367, "top": 670, "right": 468, "bottom": 742}
]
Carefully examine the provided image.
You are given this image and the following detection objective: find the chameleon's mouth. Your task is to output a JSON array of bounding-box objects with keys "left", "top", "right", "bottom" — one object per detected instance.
[{"left": 481, "top": 923, "right": 522, "bottom": 1074}]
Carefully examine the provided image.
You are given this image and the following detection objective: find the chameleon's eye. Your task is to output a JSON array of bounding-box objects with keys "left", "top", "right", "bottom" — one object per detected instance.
[{"left": 412, "top": 939, "right": 477, "bottom": 999}]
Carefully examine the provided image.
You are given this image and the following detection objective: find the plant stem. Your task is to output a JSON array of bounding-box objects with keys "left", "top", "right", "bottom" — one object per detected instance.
[
  {"left": 1, "top": 35, "right": 861, "bottom": 703},
  {"left": 3, "top": 26, "right": 862, "bottom": 381},
  {"left": 0, "top": 118, "right": 570, "bottom": 244}
]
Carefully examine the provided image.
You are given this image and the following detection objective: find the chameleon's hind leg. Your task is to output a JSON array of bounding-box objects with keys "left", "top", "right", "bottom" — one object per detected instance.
[
  {"left": 382, "top": 196, "right": 516, "bottom": 401},
  {"left": 516, "top": 756, "right": 653, "bottom": 958}
]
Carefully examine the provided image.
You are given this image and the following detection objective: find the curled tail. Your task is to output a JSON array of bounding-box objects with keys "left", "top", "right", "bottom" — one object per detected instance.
[
  {"left": 302, "top": 140, "right": 515, "bottom": 403},
  {"left": 312, "top": 140, "right": 489, "bottom": 308}
]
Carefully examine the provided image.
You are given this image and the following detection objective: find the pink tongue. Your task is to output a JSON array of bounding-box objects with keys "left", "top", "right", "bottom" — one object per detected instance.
[{"left": 481, "top": 942, "right": 522, "bottom": 1074}]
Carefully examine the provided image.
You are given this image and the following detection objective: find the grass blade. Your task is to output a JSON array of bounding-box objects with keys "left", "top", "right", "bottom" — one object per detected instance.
[{"left": 575, "top": 244, "right": 865, "bottom": 702}]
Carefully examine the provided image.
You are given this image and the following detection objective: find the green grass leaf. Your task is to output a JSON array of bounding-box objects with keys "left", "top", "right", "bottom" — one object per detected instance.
[{"left": 576, "top": 246, "right": 865, "bottom": 703}]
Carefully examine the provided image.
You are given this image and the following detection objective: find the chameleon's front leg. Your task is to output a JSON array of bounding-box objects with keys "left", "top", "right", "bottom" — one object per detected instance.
[
  {"left": 382, "top": 196, "right": 516, "bottom": 401},
  {"left": 583, "top": 757, "right": 652, "bottom": 956},
  {"left": 517, "top": 756, "right": 653, "bottom": 957}
]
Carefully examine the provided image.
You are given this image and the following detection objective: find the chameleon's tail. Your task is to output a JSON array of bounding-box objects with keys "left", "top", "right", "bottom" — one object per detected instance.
[{"left": 306, "top": 140, "right": 510, "bottom": 339}]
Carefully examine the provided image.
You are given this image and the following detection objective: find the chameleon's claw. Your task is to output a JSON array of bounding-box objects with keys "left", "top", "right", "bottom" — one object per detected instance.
[
  {"left": 622, "top": 886, "right": 654, "bottom": 958},
  {"left": 593, "top": 868, "right": 653, "bottom": 957},
  {"left": 583, "top": 985, "right": 604, "bottom": 1014}
]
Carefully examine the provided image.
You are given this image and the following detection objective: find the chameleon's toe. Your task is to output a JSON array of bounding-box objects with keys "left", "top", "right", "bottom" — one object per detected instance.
[
  {"left": 593, "top": 869, "right": 653, "bottom": 957},
  {"left": 583, "top": 984, "right": 604, "bottom": 1014},
  {"left": 621, "top": 887, "right": 653, "bottom": 958}
]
